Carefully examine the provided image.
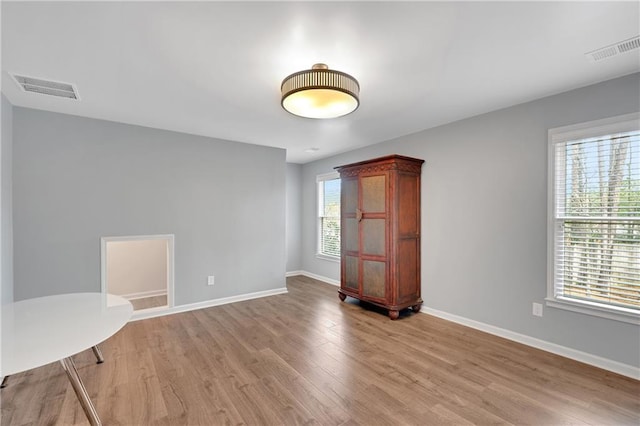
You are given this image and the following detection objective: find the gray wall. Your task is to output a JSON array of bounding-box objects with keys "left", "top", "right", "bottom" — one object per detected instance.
[
  {"left": 286, "top": 163, "right": 302, "bottom": 272},
  {"left": 300, "top": 72, "right": 640, "bottom": 367},
  {"left": 13, "top": 108, "right": 286, "bottom": 305},
  {"left": 1, "top": 94, "right": 13, "bottom": 304}
]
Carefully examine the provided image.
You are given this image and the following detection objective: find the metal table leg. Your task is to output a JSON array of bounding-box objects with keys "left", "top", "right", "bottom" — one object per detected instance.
[
  {"left": 91, "top": 345, "right": 104, "bottom": 364},
  {"left": 59, "top": 357, "right": 102, "bottom": 426},
  {"left": 2, "top": 345, "right": 103, "bottom": 393}
]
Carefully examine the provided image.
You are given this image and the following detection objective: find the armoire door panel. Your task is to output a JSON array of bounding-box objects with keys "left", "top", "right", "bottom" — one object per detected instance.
[
  {"left": 344, "top": 218, "right": 359, "bottom": 253},
  {"left": 361, "top": 175, "right": 386, "bottom": 213},
  {"left": 362, "top": 260, "right": 386, "bottom": 299},
  {"left": 345, "top": 255, "right": 359, "bottom": 290},
  {"left": 362, "top": 219, "right": 386, "bottom": 256},
  {"left": 342, "top": 178, "right": 358, "bottom": 214}
]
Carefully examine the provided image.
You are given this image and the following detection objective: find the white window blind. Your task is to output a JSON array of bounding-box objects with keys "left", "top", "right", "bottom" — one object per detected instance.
[
  {"left": 318, "top": 175, "right": 341, "bottom": 258},
  {"left": 552, "top": 123, "right": 640, "bottom": 316}
]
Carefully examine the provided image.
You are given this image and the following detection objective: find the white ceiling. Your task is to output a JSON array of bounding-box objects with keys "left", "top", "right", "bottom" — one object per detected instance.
[{"left": 2, "top": 1, "right": 639, "bottom": 163}]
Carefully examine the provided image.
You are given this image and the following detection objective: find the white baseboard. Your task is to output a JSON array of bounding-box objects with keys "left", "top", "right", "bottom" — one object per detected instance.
[
  {"left": 286, "top": 270, "right": 339, "bottom": 286},
  {"left": 422, "top": 307, "right": 640, "bottom": 380},
  {"left": 287, "top": 272, "right": 638, "bottom": 379},
  {"left": 129, "top": 273, "right": 638, "bottom": 380},
  {"left": 130, "top": 287, "right": 288, "bottom": 321},
  {"left": 120, "top": 289, "right": 167, "bottom": 300}
]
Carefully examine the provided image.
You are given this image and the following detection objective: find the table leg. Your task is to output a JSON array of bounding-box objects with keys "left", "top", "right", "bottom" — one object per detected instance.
[
  {"left": 59, "top": 357, "right": 102, "bottom": 426},
  {"left": 92, "top": 345, "right": 105, "bottom": 364}
]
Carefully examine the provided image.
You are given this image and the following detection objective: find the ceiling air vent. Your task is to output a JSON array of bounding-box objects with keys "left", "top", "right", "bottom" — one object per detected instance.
[
  {"left": 618, "top": 36, "right": 640, "bottom": 53},
  {"left": 586, "top": 35, "right": 640, "bottom": 62},
  {"left": 10, "top": 74, "right": 79, "bottom": 100}
]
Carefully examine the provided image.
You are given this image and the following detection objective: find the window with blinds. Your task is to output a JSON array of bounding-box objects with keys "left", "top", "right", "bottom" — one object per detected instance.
[
  {"left": 318, "top": 174, "right": 341, "bottom": 258},
  {"left": 549, "top": 113, "right": 640, "bottom": 322}
]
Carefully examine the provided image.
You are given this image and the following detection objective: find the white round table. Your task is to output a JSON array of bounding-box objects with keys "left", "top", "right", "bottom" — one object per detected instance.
[{"left": 2, "top": 293, "right": 133, "bottom": 425}]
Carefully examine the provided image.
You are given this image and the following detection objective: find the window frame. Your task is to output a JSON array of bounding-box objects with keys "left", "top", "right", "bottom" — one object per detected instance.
[
  {"left": 547, "top": 112, "right": 640, "bottom": 325},
  {"left": 316, "top": 171, "right": 341, "bottom": 262}
]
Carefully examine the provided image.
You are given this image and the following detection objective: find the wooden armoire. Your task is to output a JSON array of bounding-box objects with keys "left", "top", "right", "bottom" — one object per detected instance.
[{"left": 335, "top": 155, "right": 424, "bottom": 320}]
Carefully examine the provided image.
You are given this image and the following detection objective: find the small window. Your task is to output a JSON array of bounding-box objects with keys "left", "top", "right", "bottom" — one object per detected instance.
[
  {"left": 548, "top": 113, "right": 640, "bottom": 324},
  {"left": 317, "top": 172, "right": 341, "bottom": 259}
]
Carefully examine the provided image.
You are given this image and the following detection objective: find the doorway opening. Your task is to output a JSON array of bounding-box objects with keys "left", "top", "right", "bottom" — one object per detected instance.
[{"left": 101, "top": 234, "right": 174, "bottom": 312}]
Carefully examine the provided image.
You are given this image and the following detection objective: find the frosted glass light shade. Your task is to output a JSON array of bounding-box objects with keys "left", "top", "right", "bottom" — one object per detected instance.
[{"left": 281, "top": 64, "right": 359, "bottom": 119}]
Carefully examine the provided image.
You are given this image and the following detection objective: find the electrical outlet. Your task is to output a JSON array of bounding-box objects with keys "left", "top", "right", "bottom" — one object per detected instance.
[
  {"left": 532, "top": 302, "right": 543, "bottom": 317},
  {"left": 207, "top": 276, "right": 215, "bottom": 286}
]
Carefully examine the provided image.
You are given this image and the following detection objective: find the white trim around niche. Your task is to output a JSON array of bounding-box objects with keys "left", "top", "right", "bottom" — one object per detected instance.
[{"left": 100, "top": 234, "right": 175, "bottom": 312}]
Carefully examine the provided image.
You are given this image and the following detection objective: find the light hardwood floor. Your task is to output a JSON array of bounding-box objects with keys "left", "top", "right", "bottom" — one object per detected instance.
[
  {"left": 130, "top": 295, "right": 168, "bottom": 311},
  {"left": 1, "top": 276, "right": 638, "bottom": 425}
]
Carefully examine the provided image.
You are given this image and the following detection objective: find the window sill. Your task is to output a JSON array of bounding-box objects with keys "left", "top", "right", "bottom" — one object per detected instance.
[
  {"left": 316, "top": 253, "right": 340, "bottom": 263},
  {"left": 545, "top": 297, "right": 640, "bottom": 325}
]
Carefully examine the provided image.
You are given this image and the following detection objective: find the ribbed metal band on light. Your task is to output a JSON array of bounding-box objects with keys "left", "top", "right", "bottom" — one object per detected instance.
[
  {"left": 281, "top": 69, "right": 360, "bottom": 101},
  {"left": 281, "top": 65, "right": 360, "bottom": 119}
]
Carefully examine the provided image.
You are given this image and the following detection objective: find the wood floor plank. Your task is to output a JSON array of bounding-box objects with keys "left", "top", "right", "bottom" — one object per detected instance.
[
  {"left": 253, "top": 348, "right": 350, "bottom": 425},
  {"left": 130, "top": 295, "right": 167, "bottom": 311},
  {"left": 1, "top": 276, "right": 638, "bottom": 425}
]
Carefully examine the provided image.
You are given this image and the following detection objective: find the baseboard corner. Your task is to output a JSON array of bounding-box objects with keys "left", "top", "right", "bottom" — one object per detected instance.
[{"left": 291, "top": 270, "right": 340, "bottom": 286}]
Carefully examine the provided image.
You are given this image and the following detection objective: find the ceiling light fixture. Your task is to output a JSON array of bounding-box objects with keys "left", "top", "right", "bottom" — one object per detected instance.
[{"left": 281, "top": 63, "right": 359, "bottom": 119}]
